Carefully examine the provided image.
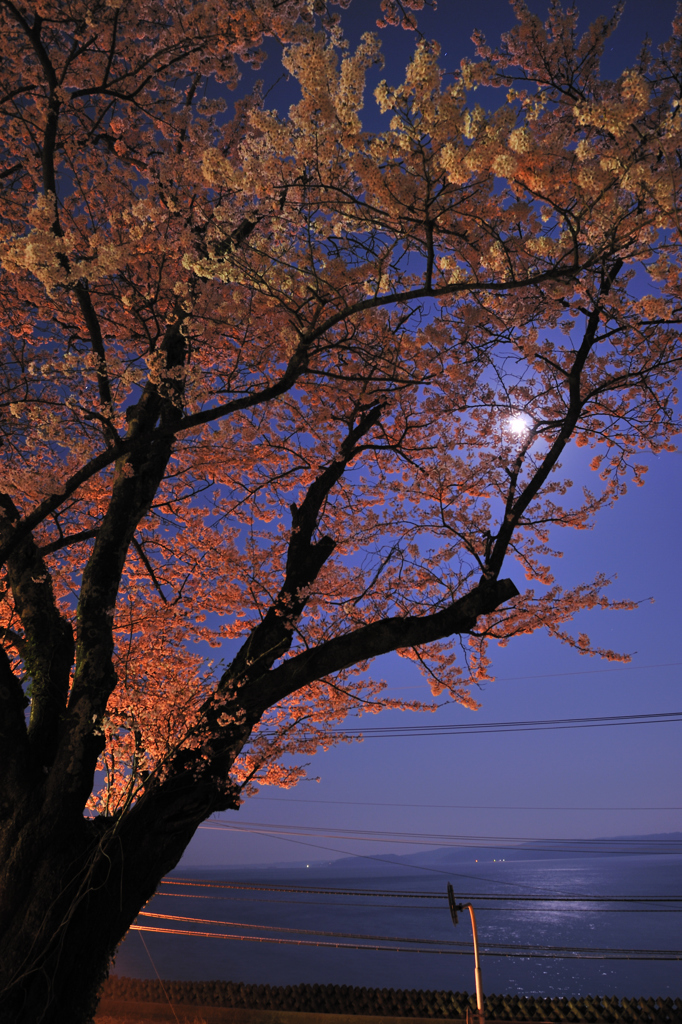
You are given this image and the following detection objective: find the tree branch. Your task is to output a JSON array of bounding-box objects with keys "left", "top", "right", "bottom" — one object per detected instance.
[
  {"left": 54, "top": 315, "right": 189, "bottom": 798},
  {"left": 243, "top": 577, "right": 519, "bottom": 715},
  {"left": 224, "top": 402, "right": 385, "bottom": 688},
  {"left": 38, "top": 528, "right": 98, "bottom": 556},
  {"left": 0, "top": 493, "right": 74, "bottom": 768},
  {"left": 0, "top": 259, "right": 621, "bottom": 572},
  {"left": 486, "top": 260, "right": 624, "bottom": 577}
]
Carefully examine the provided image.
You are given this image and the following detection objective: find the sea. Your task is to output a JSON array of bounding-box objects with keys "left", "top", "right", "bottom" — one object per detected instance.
[{"left": 111, "top": 852, "right": 682, "bottom": 1000}]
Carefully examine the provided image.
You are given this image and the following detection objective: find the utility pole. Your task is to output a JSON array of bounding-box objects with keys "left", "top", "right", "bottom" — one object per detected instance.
[{"left": 447, "top": 883, "right": 484, "bottom": 1024}]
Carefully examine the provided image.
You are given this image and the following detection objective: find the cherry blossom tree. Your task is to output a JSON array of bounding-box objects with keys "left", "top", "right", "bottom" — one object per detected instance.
[{"left": 1, "top": 1, "right": 681, "bottom": 1020}]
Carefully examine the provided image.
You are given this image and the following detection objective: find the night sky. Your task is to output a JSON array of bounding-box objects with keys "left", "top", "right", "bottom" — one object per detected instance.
[{"left": 181, "top": 0, "right": 682, "bottom": 869}]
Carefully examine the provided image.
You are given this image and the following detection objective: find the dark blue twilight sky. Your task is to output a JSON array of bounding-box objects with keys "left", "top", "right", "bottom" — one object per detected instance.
[{"left": 181, "top": 0, "right": 682, "bottom": 868}]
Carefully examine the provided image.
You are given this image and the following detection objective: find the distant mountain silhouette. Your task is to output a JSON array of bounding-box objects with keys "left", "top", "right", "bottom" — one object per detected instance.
[
  {"left": 244, "top": 831, "right": 682, "bottom": 878},
  {"left": 179, "top": 831, "right": 682, "bottom": 878}
]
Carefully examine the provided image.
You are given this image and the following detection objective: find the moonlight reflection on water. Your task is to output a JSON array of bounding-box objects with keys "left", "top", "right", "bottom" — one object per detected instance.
[{"left": 113, "top": 854, "right": 682, "bottom": 999}]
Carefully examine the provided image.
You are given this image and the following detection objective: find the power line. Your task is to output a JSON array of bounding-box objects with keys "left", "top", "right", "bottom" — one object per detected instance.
[
  {"left": 129, "top": 923, "right": 484, "bottom": 955},
  {"left": 201, "top": 819, "right": 682, "bottom": 855},
  {"left": 139, "top": 910, "right": 479, "bottom": 945},
  {"left": 129, "top": 924, "right": 682, "bottom": 961},
  {"left": 251, "top": 796, "right": 682, "bottom": 811},
  {"left": 457, "top": 661, "right": 682, "bottom": 683},
  {"left": 295, "top": 710, "right": 682, "bottom": 740},
  {"left": 136, "top": 909, "right": 682, "bottom": 957},
  {"left": 155, "top": 892, "right": 680, "bottom": 910},
  {"left": 158, "top": 877, "right": 679, "bottom": 921},
  {"left": 162, "top": 878, "right": 682, "bottom": 903},
  {"left": 206, "top": 821, "right": 682, "bottom": 847},
  {"left": 154, "top": 892, "right": 682, "bottom": 913}
]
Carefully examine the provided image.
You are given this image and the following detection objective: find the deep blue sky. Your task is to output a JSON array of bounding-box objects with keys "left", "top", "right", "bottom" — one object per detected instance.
[{"left": 181, "top": 0, "right": 682, "bottom": 868}]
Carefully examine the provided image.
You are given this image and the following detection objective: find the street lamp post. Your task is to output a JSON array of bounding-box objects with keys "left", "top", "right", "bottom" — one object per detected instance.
[{"left": 447, "top": 883, "right": 484, "bottom": 1024}]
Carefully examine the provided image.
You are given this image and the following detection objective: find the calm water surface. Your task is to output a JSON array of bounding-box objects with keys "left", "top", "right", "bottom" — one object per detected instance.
[{"left": 112, "top": 855, "right": 682, "bottom": 998}]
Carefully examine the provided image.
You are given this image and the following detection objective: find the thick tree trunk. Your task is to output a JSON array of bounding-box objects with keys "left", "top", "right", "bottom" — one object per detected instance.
[{"left": 0, "top": 807, "right": 195, "bottom": 1024}]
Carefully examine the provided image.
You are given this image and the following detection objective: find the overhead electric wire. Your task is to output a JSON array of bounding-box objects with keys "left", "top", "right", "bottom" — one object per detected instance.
[
  {"left": 135, "top": 909, "right": 682, "bottom": 958},
  {"left": 162, "top": 877, "right": 489, "bottom": 898},
  {"left": 200, "top": 819, "right": 682, "bottom": 857},
  {"left": 453, "top": 660, "right": 682, "bottom": 682},
  {"left": 141, "top": 882, "right": 682, "bottom": 961},
  {"left": 153, "top": 891, "right": 682, "bottom": 913},
  {"left": 253, "top": 795, "right": 682, "bottom": 811},
  {"left": 288, "top": 710, "right": 682, "bottom": 741},
  {"left": 129, "top": 923, "right": 482, "bottom": 955},
  {"left": 129, "top": 923, "right": 682, "bottom": 961},
  {"left": 139, "top": 910, "right": 480, "bottom": 945},
  {"left": 205, "top": 820, "right": 682, "bottom": 847},
  {"left": 162, "top": 878, "right": 682, "bottom": 903}
]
